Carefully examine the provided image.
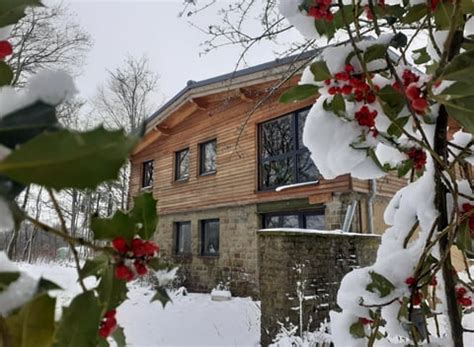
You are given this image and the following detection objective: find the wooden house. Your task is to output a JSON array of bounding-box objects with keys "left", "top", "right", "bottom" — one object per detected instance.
[{"left": 129, "top": 51, "right": 406, "bottom": 296}]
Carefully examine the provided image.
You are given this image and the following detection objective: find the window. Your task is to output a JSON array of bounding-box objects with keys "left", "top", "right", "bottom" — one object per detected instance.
[
  {"left": 259, "top": 109, "right": 319, "bottom": 190},
  {"left": 200, "top": 139, "right": 217, "bottom": 175},
  {"left": 175, "top": 148, "right": 189, "bottom": 181},
  {"left": 141, "top": 160, "right": 154, "bottom": 188},
  {"left": 201, "top": 219, "right": 219, "bottom": 256},
  {"left": 262, "top": 211, "right": 325, "bottom": 229},
  {"left": 175, "top": 222, "right": 191, "bottom": 255}
]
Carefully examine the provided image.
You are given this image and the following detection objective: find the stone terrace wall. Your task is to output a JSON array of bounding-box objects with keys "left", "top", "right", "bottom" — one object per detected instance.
[{"left": 258, "top": 229, "right": 380, "bottom": 346}]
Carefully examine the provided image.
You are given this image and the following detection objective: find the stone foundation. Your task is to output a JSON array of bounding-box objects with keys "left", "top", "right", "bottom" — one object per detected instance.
[{"left": 258, "top": 229, "right": 380, "bottom": 346}]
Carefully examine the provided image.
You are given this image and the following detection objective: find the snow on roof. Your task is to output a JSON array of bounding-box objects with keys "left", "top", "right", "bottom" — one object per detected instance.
[{"left": 258, "top": 228, "right": 381, "bottom": 238}]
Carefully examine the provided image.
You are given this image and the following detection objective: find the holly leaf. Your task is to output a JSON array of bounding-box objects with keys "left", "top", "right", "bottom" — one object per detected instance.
[
  {"left": 6, "top": 293, "right": 56, "bottom": 347},
  {"left": 0, "top": 127, "right": 139, "bottom": 190},
  {"left": 52, "top": 291, "right": 101, "bottom": 347},
  {"left": 455, "top": 221, "right": 471, "bottom": 253},
  {"left": 397, "top": 160, "right": 413, "bottom": 178},
  {"left": 364, "top": 44, "right": 387, "bottom": 63},
  {"left": 36, "top": 278, "right": 62, "bottom": 293},
  {"left": 0, "top": 0, "right": 43, "bottom": 27},
  {"left": 97, "top": 267, "right": 127, "bottom": 312},
  {"left": 387, "top": 116, "right": 410, "bottom": 138},
  {"left": 0, "top": 102, "right": 59, "bottom": 150},
  {"left": 79, "top": 254, "right": 109, "bottom": 279},
  {"left": 349, "top": 321, "right": 366, "bottom": 339},
  {"left": 91, "top": 210, "right": 136, "bottom": 241},
  {"left": 402, "top": 4, "right": 427, "bottom": 24},
  {"left": 310, "top": 61, "right": 331, "bottom": 81},
  {"left": 332, "top": 94, "right": 346, "bottom": 116},
  {"left": 151, "top": 286, "right": 172, "bottom": 308},
  {"left": 378, "top": 85, "right": 405, "bottom": 118},
  {"left": 366, "top": 271, "right": 395, "bottom": 298},
  {"left": 130, "top": 192, "right": 158, "bottom": 240},
  {"left": 0, "top": 272, "right": 19, "bottom": 292},
  {"left": 112, "top": 325, "right": 127, "bottom": 347},
  {"left": 434, "top": 1, "right": 455, "bottom": 29},
  {"left": 279, "top": 85, "right": 319, "bottom": 103},
  {"left": 440, "top": 49, "right": 474, "bottom": 83},
  {"left": 0, "top": 61, "right": 13, "bottom": 87},
  {"left": 412, "top": 47, "right": 431, "bottom": 64}
]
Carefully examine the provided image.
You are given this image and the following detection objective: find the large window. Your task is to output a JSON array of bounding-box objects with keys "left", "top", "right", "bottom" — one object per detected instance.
[
  {"left": 175, "top": 221, "right": 192, "bottom": 255},
  {"left": 200, "top": 139, "right": 217, "bottom": 175},
  {"left": 200, "top": 219, "right": 219, "bottom": 256},
  {"left": 259, "top": 109, "right": 319, "bottom": 190},
  {"left": 262, "top": 211, "right": 325, "bottom": 230},
  {"left": 141, "top": 160, "right": 154, "bottom": 188},
  {"left": 175, "top": 148, "right": 189, "bottom": 181}
]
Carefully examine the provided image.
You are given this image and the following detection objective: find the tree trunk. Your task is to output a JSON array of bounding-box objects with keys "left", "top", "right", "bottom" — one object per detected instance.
[{"left": 6, "top": 185, "right": 30, "bottom": 259}]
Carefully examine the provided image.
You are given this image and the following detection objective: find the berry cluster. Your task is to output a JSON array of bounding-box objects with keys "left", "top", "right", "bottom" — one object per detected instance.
[
  {"left": 307, "top": 0, "right": 334, "bottom": 21},
  {"left": 393, "top": 69, "right": 429, "bottom": 115},
  {"left": 0, "top": 40, "right": 12, "bottom": 60},
  {"left": 406, "top": 147, "right": 427, "bottom": 170},
  {"left": 456, "top": 287, "right": 472, "bottom": 308},
  {"left": 405, "top": 276, "right": 424, "bottom": 306},
  {"left": 461, "top": 203, "right": 474, "bottom": 236},
  {"left": 355, "top": 105, "right": 378, "bottom": 129},
  {"left": 112, "top": 236, "right": 159, "bottom": 282},
  {"left": 99, "top": 310, "right": 117, "bottom": 338}
]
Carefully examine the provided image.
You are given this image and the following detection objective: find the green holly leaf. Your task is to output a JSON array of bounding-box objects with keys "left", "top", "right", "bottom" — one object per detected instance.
[
  {"left": 151, "top": 286, "right": 172, "bottom": 308},
  {"left": 434, "top": 1, "right": 455, "bottom": 29},
  {"left": 36, "top": 278, "right": 62, "bottom": 293},
  {"left": 130, "top": 192, "right": 158, "bottom": 240},
  {"left": 397, "top": 160, "right": 413, "bottom": 178},
  {"left": 332, "top": 93, "right": 346, "bottom": 116},
  {"left": 0, "top": 102, "right": 59, "bottom": 150},
  {"left": 314, "top": 18, "right": 336, "bottom": 40},
  {"left": 364, "top": 44, "right": 387, "bottom": 63},
  {"left": 366, "top": 271, "right": 395, "bottom": 298},
  {"left": 412, "top": 47, "right": 431, "bottom": 64},
  {"left": 0, "top": 127, "right": 139, "bottom": 190},
  {"left": 79, "top": 254, "right": 110, "bottom": 279},
  {"left": 91, "top": 210, "right": 136, "bottom": 241},
  {"left": 0, "top": 0, "right": 43, "bottom": 27},
  {"left": 402, "top": 4, "right": 427, "bottom": 24},
  {"left": 0, "top": 61, "right": 13, "bottom": 87},
  {"left": 378, "top": 85, "right": 405, "bottom": 118},
  {"left": 97, "top": 267, "right": 127, "bottom": 312},
  {"left": 387, "top": 116, "right": 410, "bottom": 138},
  {"left": 455, "top": 221, "right": 471, "bottom": 253},
  {"left": 147, "top": 259, "right": 173, "bottom": 272},
  {"left": 0, "top": 272, "right": 19, "bottom": 292},
  {"left": 279, "top": 85, "right": 319, "bottom": 103},
  {"left": 6, "top": 293, "right": 56, "bottom": 347},
  {"left": 349, "top": 321, "right": 366, "bottom": 339},
  {"left": 112, "top": 325, "right": 127, "bottom": 347},
  {"left": 310, "top": 61, "right": 332, "bottom": 81},
  {"left": 441, "top": 50, "right": 474, "bottom": 83},
  {"left": 52, "top": 291, "right": 101, "bottom": 347}
]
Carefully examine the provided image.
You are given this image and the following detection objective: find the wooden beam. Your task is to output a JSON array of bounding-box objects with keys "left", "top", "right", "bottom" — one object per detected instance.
[
  {"left": 238, "top": 88, "right": 257, "bottom": 102},
  {"left": 156, "top": 125, "right": 172, "bottom": 136},
  {"left": 308, "top": 193, "right": 332, "bottom": 205},
  {"left": 190, "top": 98, "right": 208, "bottom": 110},
  {"left": 132, "top": 129, "right": 160, "bottom": 154}
]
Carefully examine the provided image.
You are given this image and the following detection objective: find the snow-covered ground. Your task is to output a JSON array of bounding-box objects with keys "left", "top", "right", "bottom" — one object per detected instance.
[{"left": 18, "top": 262, "right": 261, "bottom": 347}]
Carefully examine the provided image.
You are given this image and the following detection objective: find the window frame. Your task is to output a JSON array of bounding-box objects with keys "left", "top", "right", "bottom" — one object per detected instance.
[
  {"left": 175, "top": 221, "right": 192, "bottom": 256},
  {"left": 200, "top": 219, "right": 220, "bottom": 257},
  {"left": 262, "top": 210, "right": 325, "bottom": 229},
  {"left": 174, "top": 148, "right": 190, "bottom": 181},
  {"left": 258, "top": 108, "right": 317, "bottom": 191},
  {"left": 141, "top": 160, "right": 154, "bottom": 189},
  {"left": 199, "top": 139, "right": 217, "bottom": 176}
]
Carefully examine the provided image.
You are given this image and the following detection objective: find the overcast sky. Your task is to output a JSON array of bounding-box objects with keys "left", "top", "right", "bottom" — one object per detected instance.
[{"left": 56, "top": 0, "right": 301, "bottom": 113}]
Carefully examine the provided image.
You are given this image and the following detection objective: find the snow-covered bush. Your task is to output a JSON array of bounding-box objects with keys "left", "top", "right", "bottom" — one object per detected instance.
[{"left": 278, "top": 0, "right": 473, "bottom": 346}]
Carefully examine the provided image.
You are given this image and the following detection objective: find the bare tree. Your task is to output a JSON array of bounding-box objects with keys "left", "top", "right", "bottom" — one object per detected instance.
[
  {"left": 93, "top": 55, "right": 159, "bottom": 132},
  {"left": 6, "top": 2, "right": 92, "bottom": 87}
]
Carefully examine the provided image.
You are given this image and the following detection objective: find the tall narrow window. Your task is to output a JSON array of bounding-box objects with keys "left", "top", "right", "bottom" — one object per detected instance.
[
  {"left": 200, "top": 139, "right": 217, "bottom": 175},
  {"left": 259, "top": 109, "right": 319, "bottom": 190},
  {"left": 175, "top": 221, "right": 191, "bottom": 255},
  {"left": 175, "top": 148, "right": 189, "bottom": 181},
  {"left": 141, "top": 160, "right": 154, "bottom": 188},
  {"left": 201, "top": 219, "right": 219, "bottom": 256}
]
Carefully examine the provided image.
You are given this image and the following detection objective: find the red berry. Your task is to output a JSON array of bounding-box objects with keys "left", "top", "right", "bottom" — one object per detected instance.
[
  {"left": 115, "top": 264, "right": 134, "bottom": 282},
  {"left": 345, "top": 64, "right": 354, "bottom": 73},
  {"left": 406, "top": 84, "right": 421, "bottom": 101},
  {"left": 366, "top": 92, "right": 376, "bottom": 104},
  {"left": 355, "top": 105, "right": 377, "bottom": 128},
  {"left": 406, "top": 148, "right": 427, "bottom": 170},
  {"left": 335, "top": 72, "right": 350, "bottom": 81},
  {"left": 430, "top": 276, "right": 437, "bottom": 286},
  {"left": 325, "top": 11, "right": 334, "bottom": 21},
  {"left": 459, "top": 297, "right": 472, "bottom": 307},
  {"left": 131, "top": 238, "right": 146, "bottom": 257},
  {"left": 365, "top": 6, "right": 374, "bottom": 20},
  {"left": 411, "top": 98, "right": 429, "bottom": 114},
  {"left": 134, "top": 260, "right": 148, "bottom": 276},
  {"left": 412, "top": 292, "right": 423, "bottom": 306},
  {"left": 324, "top": 79, "right": 331, "bottom": 86},
  {"left": 143, "top": 241, "right": 159, "bottom": 256},
  {"left": 456, "top": 287, "right": 467, "bottom": 298},
  {"left": 99, "top": 326, "right": 111, "bottom": 338},
  {"left": 462, "top": 203, "right": 473, "bottom": 213},
  {"left": 112, "top": 236, "right": 129, "bottom": 254},
  {"left": 104, "top": 310, "right": 116, "bottom": 319},
  {"left": 328, "top": 86, "right": 338, "bottom": 95},
  {"left": 104, "top": 317, "right": 117, "bottom": 329},
  {"left": 359, "top": 317, "right": 373, "bottom": 325},
  {"left": 405, "top": 277, "right": 416, "bottom": 286},
  {"left": 0, "top": 41, "right": 13, "bottom": 59},
  {"left": 341, "top": 84, "right": 353, "bottom": 95}
]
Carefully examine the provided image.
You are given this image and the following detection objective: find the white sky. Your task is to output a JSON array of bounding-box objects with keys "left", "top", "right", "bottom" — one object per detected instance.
[{"left": 57, "top": 0, "right": 302, "bottom": 113}]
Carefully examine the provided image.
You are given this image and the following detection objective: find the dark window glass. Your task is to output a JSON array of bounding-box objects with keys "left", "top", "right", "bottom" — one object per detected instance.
[
  {"left": 175, "top": 148, "right": 189, "bottom": 180},
  {"left": 200, "top": 140, "right": 217, "bottom": 174},
  {"left": 142, "top": 160, "right": 154, "bottom": 188},
  {"left": 263, "top": 211, "right": 325, "bottom": 229},
  {"left": 259, "top": 109, "right": 318, "bottom": 190},
  {"left": 201, "top": 219, "right": 219, "bottom": 256},
  {"left": 175, "top": 222, "right": 191, "bottom": 255}
]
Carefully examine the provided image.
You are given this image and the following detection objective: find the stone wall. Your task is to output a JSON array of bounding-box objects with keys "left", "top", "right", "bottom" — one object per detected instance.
[
  {"left": 258, "top": 230, "right": 380, "bottom": 346},
  {"left": 155, "top": 204, "right": 260, "bottom": 297}
]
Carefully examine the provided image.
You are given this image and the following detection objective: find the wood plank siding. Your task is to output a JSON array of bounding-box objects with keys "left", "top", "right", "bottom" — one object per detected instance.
[{"left": 129, "top": 78, "right": 354, "bottom": 215}]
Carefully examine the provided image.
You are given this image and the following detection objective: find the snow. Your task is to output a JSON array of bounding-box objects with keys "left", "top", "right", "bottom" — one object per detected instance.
[
  {"left": 18, "top": 261, "right": 260, "bottom": 346},
  {"left": 0, "top": 198, "right": 13, "bottom": 232},
  {"left": 0, "top": 70, "right": 77, "bottom": 120},
  {"left": 275, "top": 180, "right": 319, "bottom": 192},
  {"left": 211, "top": 289, "right": 232, "bottom": 301},
  {"left": 0, "top": 252, "right": 38, "bottom": 315},
  {"left": 279, "top": 0, "right": 320, "bottom": 39},
  {"left": 450, "top": 130, "right": 474, "bottom": 165},
  {"left": 427, "top": 31, "right": 449, "bottom": 61}
]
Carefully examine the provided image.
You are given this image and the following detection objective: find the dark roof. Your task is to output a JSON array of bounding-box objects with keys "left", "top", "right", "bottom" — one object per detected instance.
[{"left": 145, "top": 49, "right": 320, "bottom": 126}]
